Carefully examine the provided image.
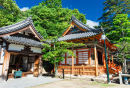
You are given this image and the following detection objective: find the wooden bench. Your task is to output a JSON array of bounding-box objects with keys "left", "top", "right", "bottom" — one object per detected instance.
[{"left": 14, "top": 71, "right": 22, "bottom": 79}]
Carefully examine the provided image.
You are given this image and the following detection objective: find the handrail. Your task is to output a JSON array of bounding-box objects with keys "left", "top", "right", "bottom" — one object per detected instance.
[{"left": 108, "top": 61, "right": 121, "bottom": 74}]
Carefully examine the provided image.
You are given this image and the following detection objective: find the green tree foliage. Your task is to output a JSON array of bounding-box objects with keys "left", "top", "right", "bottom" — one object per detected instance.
[
  {"left": 98, "top": 0, "right": 130, "bottom": 32},
  {"left": 19, "top": 1, "right": 86, "bottom": 38},
  {"left": 107, "top": 14, "right": 130, "bottom": 42},
  {"left": 0, "top": 0, "right": 20, "bottom": 27},
  {"left": 41, "top": 0, "right": 62, "bottom": 8},
  {"left": 110, "top": 14, "right": 130, "bottom": 73},
  {"left": 42, "top": 36, "right": 85, "bottom": 75}
]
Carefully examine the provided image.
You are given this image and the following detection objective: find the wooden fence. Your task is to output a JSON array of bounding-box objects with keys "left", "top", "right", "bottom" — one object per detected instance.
[{"left": 57, "top": 62, "right": 121, "bottom": 76}]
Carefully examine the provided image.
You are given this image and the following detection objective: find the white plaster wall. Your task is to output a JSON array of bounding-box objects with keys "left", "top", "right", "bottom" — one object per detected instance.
[
  {"left": 8, "top": 44, "right": 24, "bottom": 51},
  {"left": 31, "top": 47, "right": 42, "bottom": 53}
]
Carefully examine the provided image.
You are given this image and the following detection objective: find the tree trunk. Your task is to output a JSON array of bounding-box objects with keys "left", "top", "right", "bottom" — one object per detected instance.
[
  {"left": 124, "top": 58, "right": 127, "bottom": 73},
  {"left": 123, "top": 54, "right": 126, "bottom": 73},
  {"left": 55, "top": 62, "right": 58, "bottom": 76}
]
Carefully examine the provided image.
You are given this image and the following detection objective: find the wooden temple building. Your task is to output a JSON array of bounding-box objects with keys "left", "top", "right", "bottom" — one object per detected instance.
[
  {"left": 58, "top": 15, "right": 121, "bottom": 76},
  {"left": 0, "top": 17, "right": 43, "bottom": 81}
]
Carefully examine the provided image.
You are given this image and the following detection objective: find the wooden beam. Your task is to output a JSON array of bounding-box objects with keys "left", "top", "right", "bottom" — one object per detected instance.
[
  {"left": 29, "top": 25, "right": 41, "bottom": 40},
  {"left": 62, "top": 22, "right": 73, "bottom": 36},
  {"left": 94, "top": 45, "right": 98, "bottom": 76}
]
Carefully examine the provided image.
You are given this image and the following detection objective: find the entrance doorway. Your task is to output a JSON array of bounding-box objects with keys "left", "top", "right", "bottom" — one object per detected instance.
[
  {"left": 97, "top": 51, "right": 103, "bottom": 65},
  {"left": 8, "top": 54, "right": 36, "bottom": 79}
]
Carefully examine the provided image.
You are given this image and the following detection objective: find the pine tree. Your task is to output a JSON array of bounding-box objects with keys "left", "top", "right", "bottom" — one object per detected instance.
[{"left": 98, "top": 0, "right": 130, "bottom": 33}]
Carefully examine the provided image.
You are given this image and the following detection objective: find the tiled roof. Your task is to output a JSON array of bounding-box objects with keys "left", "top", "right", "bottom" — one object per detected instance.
[
  {"left": 58, "top": 31, "right": 101, "bottom": 41},
  {"left": 2, "top": 35, "right": 44, "bottom": 48},
  {"left": 0, "top": 16, "right": 43, "bottom": 39},
  {"left": 71, "top": 15, "right": 98, "bottom": 31}
]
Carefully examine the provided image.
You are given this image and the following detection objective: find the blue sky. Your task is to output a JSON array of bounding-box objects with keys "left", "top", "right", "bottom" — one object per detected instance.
[{"left": 16, "top": 0, "right": 106, "bottom": 28}]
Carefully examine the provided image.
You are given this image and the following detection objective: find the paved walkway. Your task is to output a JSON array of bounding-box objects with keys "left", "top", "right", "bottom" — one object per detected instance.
[{"left": 0, "top": 76, "right": 62, "bottom": 88}]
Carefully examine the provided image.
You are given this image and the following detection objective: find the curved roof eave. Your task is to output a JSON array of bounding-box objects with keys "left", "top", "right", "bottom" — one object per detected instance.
[{"left": 0, "top": 16, "right": 43, "bottom": 40}]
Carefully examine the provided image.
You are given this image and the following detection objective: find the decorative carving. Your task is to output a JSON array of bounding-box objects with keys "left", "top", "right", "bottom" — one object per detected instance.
[{"left": 21, "top": 46, "right": 33, "bottom": 53}]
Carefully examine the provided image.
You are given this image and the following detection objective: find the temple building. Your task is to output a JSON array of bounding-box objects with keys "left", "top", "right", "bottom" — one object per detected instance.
[
  {"left": 58, "top": 15, "right": 121, "bottom": 76},
  {"left": 0, "top": 17, "right": 43, "bottom": 81}
]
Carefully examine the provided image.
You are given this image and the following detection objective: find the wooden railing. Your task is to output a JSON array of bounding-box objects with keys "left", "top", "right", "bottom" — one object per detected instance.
[
  {"left": 58, "top": 66, "right": 96, "bottom": 76},
  {"left": 108, "top": 62, "right": 121, "bottom": 74}
]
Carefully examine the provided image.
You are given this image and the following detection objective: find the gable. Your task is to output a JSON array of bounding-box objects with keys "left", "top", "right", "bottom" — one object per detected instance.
[
  {"left": 0, "top": 17, "right": 43, "bottom": 40},
  {"left": 66, "top": 25, "right": 84, "bottom": 35},
  {"left": 62, "top": 21, "right": 88, "bottom": 36}
]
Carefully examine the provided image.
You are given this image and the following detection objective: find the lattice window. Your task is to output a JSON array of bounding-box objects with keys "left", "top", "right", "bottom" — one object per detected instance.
[{"left": 78, "top": 51, "right": 88, "bottom": 64}]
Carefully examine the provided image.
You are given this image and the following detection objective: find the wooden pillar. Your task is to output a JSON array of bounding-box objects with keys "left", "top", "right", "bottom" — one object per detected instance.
[
  {"left": 33, "top": 56, "right": 39, "bottom": 77},
  {"left": 39, "top": 55, "right": 43, "bottom": 75},
  {"left": 88, "top": 49, "right": 91, "bottom": 65},
  {"left": 94, "top": 45, "right": 98, "bottom": 76},
  {"left": 2, "top": 50, "right": 10, "bottom": 81}
]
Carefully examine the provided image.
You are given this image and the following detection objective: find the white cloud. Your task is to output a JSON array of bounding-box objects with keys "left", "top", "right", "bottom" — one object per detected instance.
[
  {"left": 20, "top": 7, "right": 29, "bottom": 11},
  {"left": 86, "top": 20, "right": 99, "bottom": 28}
]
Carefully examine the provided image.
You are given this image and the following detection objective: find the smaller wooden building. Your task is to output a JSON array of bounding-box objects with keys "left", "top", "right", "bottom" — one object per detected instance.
[
  {"left": 58, "top": 15, "right": 121, "bottom": 76},
  {"left": 0, "top": 17, "right": 44, "bottom": 81}
]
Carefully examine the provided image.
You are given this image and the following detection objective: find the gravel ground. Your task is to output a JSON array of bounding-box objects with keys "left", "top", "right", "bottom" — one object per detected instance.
[{"left": 30, "top": 79, "right": 130, "bottom": 88}]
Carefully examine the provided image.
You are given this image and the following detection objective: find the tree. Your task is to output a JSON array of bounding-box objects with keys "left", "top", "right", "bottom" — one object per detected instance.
[
  {"left": 0, "top": 0, "right": 20, "bottom": 27},
  {"left": 107, "top": 14, "right": 130, "bottom": 42},
  {"left": 18, "top": 1, "right": 86, "bottom": 38},
  {"left": 98, "top": 0, "right": 130, "bottom": 33},
  {"left": 41, "top": 0, "right": 62, "bottom": 8},
  {"left": 42, "top": 36, "right": 85, "bottom": 76},
  {"left": 110, "top": 14, "right": 130, "bottom": 73}
]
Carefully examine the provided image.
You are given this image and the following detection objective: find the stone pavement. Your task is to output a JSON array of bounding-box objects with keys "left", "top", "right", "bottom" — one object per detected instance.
[{"left": 0, "top": 76, "right": 62, "bottom": 88}]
